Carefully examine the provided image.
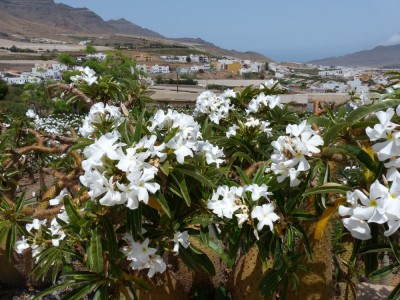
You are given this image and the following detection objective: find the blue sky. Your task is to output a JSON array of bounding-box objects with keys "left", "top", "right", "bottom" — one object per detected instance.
[{"left": 55, "top": 0, "right": 400, "bottom": 62}]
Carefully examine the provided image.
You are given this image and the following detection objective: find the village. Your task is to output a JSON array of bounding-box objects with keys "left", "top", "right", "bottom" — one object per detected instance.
[{"left": 0, "top": 47, "right": 392, "bottom": 107}]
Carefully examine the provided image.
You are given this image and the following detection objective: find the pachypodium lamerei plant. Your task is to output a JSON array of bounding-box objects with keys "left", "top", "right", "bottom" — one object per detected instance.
[{"left": 1, "top": 69, "right": 400, "bottom": 300}]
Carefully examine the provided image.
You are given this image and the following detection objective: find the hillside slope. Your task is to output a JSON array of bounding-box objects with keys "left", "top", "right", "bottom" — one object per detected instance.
[{"left": 308, "top": 44, "right": 400, "bottom": 68}]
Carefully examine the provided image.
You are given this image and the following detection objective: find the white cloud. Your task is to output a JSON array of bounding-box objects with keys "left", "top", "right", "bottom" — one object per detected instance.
[{"left": 382, "top": 33, "right": 400, "bottom": 46}]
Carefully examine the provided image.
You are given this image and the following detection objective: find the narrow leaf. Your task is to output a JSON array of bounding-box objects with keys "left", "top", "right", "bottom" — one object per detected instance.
[{"left": 314, "top": 197, "right": 346, "bottom": 240}]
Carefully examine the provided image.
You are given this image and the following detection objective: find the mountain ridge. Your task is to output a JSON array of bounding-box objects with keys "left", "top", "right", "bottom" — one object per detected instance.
[
  {"left": 0, "top": 0, "right": 271, "bottom": 62},
  {"left": 308, "top": 44, "right": 400, "bottom": 68}
]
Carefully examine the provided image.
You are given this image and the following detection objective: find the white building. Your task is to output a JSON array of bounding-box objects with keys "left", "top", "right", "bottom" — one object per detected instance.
[
  {"left": 4, "top": 75, "right": 41, "bottom": 85},
  {"left": 318, "top": 69, "right": 343, "bottom": 77},
  {"left": 322, "top": 81, "right": 348, "bottom": 92},
  {"left": 149, "top": 65, "right": 170, "bottom": 74},
  {"left": 87, "top": 53, "right": 107, "bottom": 61}
]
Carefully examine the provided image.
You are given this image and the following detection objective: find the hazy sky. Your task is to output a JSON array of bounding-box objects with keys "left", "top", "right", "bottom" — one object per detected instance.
[{"left": 55, "top": 0, "right": 400, "bottom": 62}]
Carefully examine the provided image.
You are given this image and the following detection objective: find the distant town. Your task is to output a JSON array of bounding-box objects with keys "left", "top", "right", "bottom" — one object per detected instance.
[{"left": 0, "top": 38, "right": 394, "bottom": 109}]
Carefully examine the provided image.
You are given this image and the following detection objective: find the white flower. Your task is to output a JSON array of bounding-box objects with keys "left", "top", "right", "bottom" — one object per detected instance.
[
  {"left": 26, "top": 218, "right": 47, "bottom": 232},
  {"left": 122, "top": 237, "right": 158, "bottom": 272},
  {"left": 132, "top": 168, "right": 160, "bottom": 205},
  {"left": 270, "top": 121, "right": 322, "bottom": 186},
  {"left": 116, "top": 147, "right": 149, "bottom": 173},
  {"left": 366, "top": 108, "right": 400, "bottom": 161},
  {"left": 197, "top": 141, "right": 224, "bottom": 168},
  {"left": 235, "top": 212, "right": 249, "bottom": 228},
  {"left": 26, "top": 109, "right": 37, "bottom": 119},
  {"left": 83, "top": 131, "right": 125, "bottom": 164},
  {"left": 172, "top": 231, "right": 190, "bottom": 253},
  {"left": 226, "top": 125, "right": 238, "bottom": 138},
  {"left": 98, "top": 176, "right": 124, "bottom": 206},
  {"left": 245, "top": 184, "right": 272, "bottom": 201},
  {"left": 260, "top": 79, "right": 278, "bottom": 89},
  {"left": 350, "top": 182, "right": 388, "bottom": 224},
  {"left": 49, "top": 188, "right": 69, "bottom": 206},
  {"left": 384, "top": 218, "right": 400, "bottom": 237},
  {"left": 207, "top": 185, "right": 243, "bottom": 219},
  {"left": 145, "top": 255, "right": 166, "bottom": 278},
  {"left": 342, "top": 217, "right": 372, "bottom": 240},
  {"left": 194, "top": 90, "right": 233, "bottom": 124},
  {"left": 15, "top": 236, "right": 30, "bottom": 254},
  {"left": 70, "top": 66, "right": 98, "bottom": 86},
  {"left": 251, "top": 204, "right": 279, "bottom": 231},
  {"left": 49, "top": 218, "right": 66, "bottom": 247},
  {"left": 166, "top": 135, "right": 195, "bottom": 164},
  {"left": 244, "top": 117, "right": 260, "bottom": 128}
]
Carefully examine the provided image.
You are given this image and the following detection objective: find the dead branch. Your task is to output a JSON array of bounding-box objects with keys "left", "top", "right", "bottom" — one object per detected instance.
[{"left": 48, "top": 83, "right": 93, "bottom": 109}]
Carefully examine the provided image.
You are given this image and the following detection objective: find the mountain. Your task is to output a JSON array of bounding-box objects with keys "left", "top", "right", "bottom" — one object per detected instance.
[
  {"left": 0, "top": 0, "right": 271, "bottom": 62},
  {"left": 171, "top": 38, "right": 272, "bottom": 62},
  {"left": 308, "top": 44, "right": 400, "bottom": 68},
  {"left": 171, "top": 37, "right": 218, "bottom": 48},
  {"left": 106, "top": 18, "right": 165, "bottom": 39},
  {"left": 0, "top": 0, "right": 115, "bottom": 34}
]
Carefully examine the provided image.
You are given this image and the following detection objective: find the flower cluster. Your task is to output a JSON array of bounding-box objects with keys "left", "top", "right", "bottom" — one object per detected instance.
[
  {"left": 339, "top": 175, "right": 400, "bottom": 240},
  {"left": 338, "top": 106, "right": 400, "bottom": 240},
  {"left": 120, "top": 230, "right": 190, "bottom": 277},
  {"left": 148, "top": 109, "right": 225, "bottom": 166},
  {"left": 70, "top": 66, "right": 98, "bottom": 86},
  {"left": 80, "top": 106, "right": 224, "bottom": 211},
  {"left": 194, "top": 90, "right": 236, "bottom": 124},
  {"left": 122, "top": 235, "right": 166, "bottom": 278},
  {"left": 207, "top": 184, "right": 279, "bottom": 233},
  {"left": 79, "top": 102, "right": 124, "bottom": 138},
  {"left": 15, "top": 208, "right": 69, "bottom": 260},
  {"left": 246, "top": 93, "right": 283, "bottom": 114},
  {"left": 80, "top": 130, "right": 160, "bottom": 209},
  {"left": 26, "top": 109, "right": 81, "bottom": 134},
  {"left": 225, "top": 117, "right": 272, "bottom": 138},
  {"left": 270, "top": 121, "right": 323, "bottom": 186},
  {"left": 366, "top": 107, "right": 400, "bottom": 165}
]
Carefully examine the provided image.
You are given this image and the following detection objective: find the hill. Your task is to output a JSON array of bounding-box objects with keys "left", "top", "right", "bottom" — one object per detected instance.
[
  {"left": 0, "top": 0, "right": 271, "bottom": 62},
  {"left": 308, "top": 44, "right": 400, "bottom": 68},
  {"left": 106, "top": 18, "right": 165, "bottom": 39}
]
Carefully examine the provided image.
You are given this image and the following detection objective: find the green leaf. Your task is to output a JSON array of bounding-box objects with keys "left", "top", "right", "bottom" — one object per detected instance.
[
  {"left": 388, "top": 235, "right": 400, "bottom": 263},
  {"left": 15, "top": 192, "right": 26, "bottom": 213},
  {"left": 365, "top": 224, "right": 379, "bottom": 276},
  {"left": 359, "top": 244, "right": 391, "bottom": 254},
  {"left": 62, "top": 283, "right": 98, "bottom": 300},
  {"left": 337, "top": 144, "right": 377, "bottom": 172},
  {"left": 154, "top": 192, "right": 171, "bottom": 218},
  {"left": 63, "top": 197, "right": 81, "bottom": 225},
  {"left": 292, "top": 224, "right": 313, "bottom": 262},
  {"left": 215, "top": 286, "right": 231, "bottom": 300},
  {"left": 101, "top": 217, "right": 118, "bottom": 257},
  {"left": 350, "top": 239, "right": 362, "bottom": 266},
  {"left": 303, "top": 183, "right": 352, "bottom": 196},
  {"left": 5, "top": 225, "right": 16, "bottom": 261},
  {"left": 133, "top": 109, "right": 145, "bottom": 143},
  {"left": 87, "top": 228, "right": 104, "bottom": 273},
  {"left": 346, "top": 99, "right": 400, "bottom": 123},
  {"left": 323, "top": 122, "right": 352, "bottom": 144},
  {"left": 227, "top": 151, "right": 253, "bottom": 169},
  {"left": 170, "top": 173, "right": 191, "bottom": 206},
  {"left": 179, "top": 245, "right": 216, "bottom": 276},
  {"left": 127, "top": 207, "right": 142, "bottom": 241},
  {"left": 32, "top": 281, "right": 83, "bottom": 299},
  {"left": 175, "top": 165, "right": 214, "bottom": 188},
  {"left": 369, "top": 262, "right": 400, "bottom": 281},
  {"left": 388, "top": 282, "right": 400, "bottom": 300},
  {"left": 307, "top": 116, "right": 331, "bottom": 127},
  {"left": 258, "top": 267, "right": 284, "bottom": 297}
]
